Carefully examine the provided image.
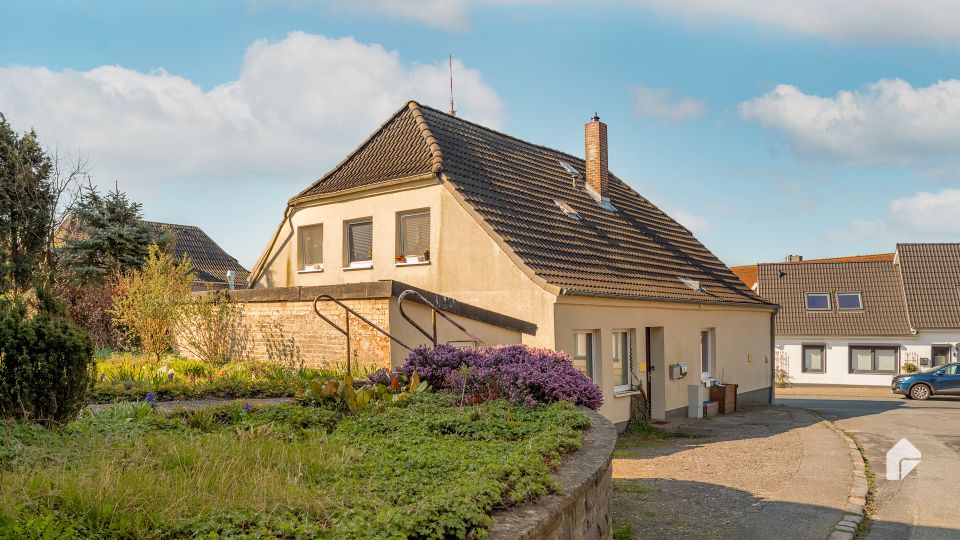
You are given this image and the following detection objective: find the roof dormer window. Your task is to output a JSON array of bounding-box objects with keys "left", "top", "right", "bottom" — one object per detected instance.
[
  {"left": 836, "top": 292, "right": 863, "bottom": 310},
  {"left": 805, "top": 292, "right": 831, "bottom": 311}
]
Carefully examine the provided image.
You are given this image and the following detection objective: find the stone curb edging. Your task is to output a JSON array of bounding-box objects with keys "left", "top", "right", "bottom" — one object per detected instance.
[
  {"left": 821, "top": 421, "right": 871, "bottom": 540},
  {"left": 487, "top": 408, "right": 617, "bottom": 540}
]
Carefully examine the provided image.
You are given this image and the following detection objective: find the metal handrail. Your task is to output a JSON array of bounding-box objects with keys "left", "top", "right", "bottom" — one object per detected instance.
[
  {"left": 396, "top": 289, "right": 488, "bottom": 348},
  {"left": 312, "top": 294, "right": 413, "bottom": 375}
]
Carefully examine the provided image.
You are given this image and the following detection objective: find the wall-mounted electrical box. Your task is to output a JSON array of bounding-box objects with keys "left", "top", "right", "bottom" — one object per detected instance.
[{"left": 669, "top": 362, "right": 687, "bottom": 380}]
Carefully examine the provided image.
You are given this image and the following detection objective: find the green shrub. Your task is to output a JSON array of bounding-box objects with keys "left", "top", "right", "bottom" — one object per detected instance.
[{"left": 0, "top": 302, "right": 95, "bottom": 425}]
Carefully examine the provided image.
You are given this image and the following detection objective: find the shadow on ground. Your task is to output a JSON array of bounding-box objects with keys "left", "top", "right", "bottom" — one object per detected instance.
[{"left": 611, "top": 478, "right": 959, "bottom": 540}]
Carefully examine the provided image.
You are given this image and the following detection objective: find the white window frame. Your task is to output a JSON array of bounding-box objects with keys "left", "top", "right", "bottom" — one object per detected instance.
[
  {"left": 396, "top": 209, "right": 431, "bottom": 263},
  {"left": 297, "top": 224, "right": 324, "bottom": 272},
  {"left": 805, "top": 292, "right": 832, "bottom": 311},
  {"left": 836, "top": 292, "right": 863, "bottom": 311},
  {"left": 612, "top": 330, "right": 634, "bottom": 393},
  {"left": 573, "top": 331, "right": 596, "bottom": 382},
  {"left": 700, "top": 328, "right": 715, "bottom": 381},
  {"left": 344, "top": 218, "right": 374, "bottom": 269}
]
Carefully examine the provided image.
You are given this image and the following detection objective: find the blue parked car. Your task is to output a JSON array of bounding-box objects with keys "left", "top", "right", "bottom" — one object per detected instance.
[{"left": 892, "top": 363, "right": 960, "bottom": 400}]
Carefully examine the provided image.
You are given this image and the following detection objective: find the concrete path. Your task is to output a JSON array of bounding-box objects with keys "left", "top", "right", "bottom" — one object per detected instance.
[
  {"left": 781, "top": 396, "right": 960, "bottom": 539},
  {"left": 86, "top": 397, "right": 293, "bottom": 412},
  {"left": 612, "top": 405, "right": 853, "bottom": 539}
]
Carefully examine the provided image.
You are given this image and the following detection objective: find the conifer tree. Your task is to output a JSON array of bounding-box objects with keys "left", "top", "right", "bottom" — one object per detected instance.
[{"left": 60, "top": 184, "right": 154, "bottom": 284}]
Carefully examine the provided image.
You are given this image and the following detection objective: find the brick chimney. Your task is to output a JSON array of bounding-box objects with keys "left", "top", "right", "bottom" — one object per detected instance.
[
  {"left": 584, "top": 113, "right": 609, "bottom": 203},
  {"left": 785, "top": 255, "right": 803, "bottom": 263}
]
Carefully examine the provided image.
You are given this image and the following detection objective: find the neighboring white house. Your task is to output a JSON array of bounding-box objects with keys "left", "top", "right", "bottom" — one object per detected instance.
[{"left": 732, "top": 245, "right": 960, "bottom": 387}]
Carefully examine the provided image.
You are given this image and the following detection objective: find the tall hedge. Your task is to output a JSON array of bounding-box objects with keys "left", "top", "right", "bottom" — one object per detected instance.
[{"left": 0, "top": 302, "right": 95, "bottom": 425}]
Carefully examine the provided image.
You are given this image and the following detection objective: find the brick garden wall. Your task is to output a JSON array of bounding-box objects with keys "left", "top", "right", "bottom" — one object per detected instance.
[
  {"left": 239, "top": 298, "right": 391, "bottom": 371},
  {"left": 183, "top": 284, "right": 395, "bottom": 372}
]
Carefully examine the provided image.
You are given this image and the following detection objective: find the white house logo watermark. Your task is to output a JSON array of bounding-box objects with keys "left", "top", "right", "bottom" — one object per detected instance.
[{"left": 886, "top": 438, "right": 921, "bottom": 481}]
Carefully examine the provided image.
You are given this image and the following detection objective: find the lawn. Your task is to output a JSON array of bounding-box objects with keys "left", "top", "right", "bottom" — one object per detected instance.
[{"left": 0, "top": 393, "right": 590, "bottom": 539}]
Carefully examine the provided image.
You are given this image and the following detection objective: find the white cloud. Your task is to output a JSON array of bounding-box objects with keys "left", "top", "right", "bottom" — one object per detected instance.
[
  {"left": 630, "top": 85, "right": 706, "bottom": 122},
  {"left": 0, "top": 32, "right": 502, "bottom": 186},
  {"left": 740, "top": 79, "right": 960, "bottom": 168},
  {"left": 331, "top": 0, "right": 472, "bottom": 32},
  {"left": 670, "top": 209, "right": 712, "bottom": 234},
  {"left": 315, "top": 1, "right": 960, "bottom": 43},
  {"left": 636, "top": 0, "right": 960, "bottom": 44},
  {"left": 825, "top": 189, "right": 960, "bottom": 243},
  {"left": 0, "top": 32, "right": 503, "bottom": 265}
]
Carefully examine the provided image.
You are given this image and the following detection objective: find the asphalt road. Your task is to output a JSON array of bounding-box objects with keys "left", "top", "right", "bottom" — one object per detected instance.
[{"left": 778, "top": 394, "right": 960, "bottom": 539}]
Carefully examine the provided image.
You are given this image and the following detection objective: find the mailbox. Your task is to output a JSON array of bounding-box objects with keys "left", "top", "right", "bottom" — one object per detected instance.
[{"left": 669, "top": 362, "right": 688, "bottom": 380}]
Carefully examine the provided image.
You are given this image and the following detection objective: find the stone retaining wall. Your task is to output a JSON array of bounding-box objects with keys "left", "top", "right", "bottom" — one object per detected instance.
[{"left": 488, "top": 408, "right": 616, "bottom": 540}]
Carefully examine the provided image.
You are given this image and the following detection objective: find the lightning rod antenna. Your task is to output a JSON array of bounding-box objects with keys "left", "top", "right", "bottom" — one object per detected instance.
[{"left": 449, "top": 54, "right": 456, "bottom": 116}]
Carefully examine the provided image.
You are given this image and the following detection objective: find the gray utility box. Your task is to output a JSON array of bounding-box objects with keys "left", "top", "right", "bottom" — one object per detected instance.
[{"left": 669, "top": 362, "right": 687, "bottom": 380}]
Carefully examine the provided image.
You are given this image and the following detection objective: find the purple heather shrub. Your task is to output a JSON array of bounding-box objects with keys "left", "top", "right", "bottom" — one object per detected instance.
[{"left": 399, "top": 344, "right": 603, "bottom": 409}]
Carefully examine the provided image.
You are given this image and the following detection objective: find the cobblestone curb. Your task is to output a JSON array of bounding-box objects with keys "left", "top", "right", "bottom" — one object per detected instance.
[{"left": 821, "top": 422, "right": 871, "bottom": 540}]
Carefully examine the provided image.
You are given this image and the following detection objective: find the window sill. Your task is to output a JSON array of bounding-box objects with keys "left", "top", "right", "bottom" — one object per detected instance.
[
  {"left": 613, "top": 389, "right": 641, "bottom": 398},
  {"left": 342, "top": 263, "right": 373, "bottom": 271},
  {"left": 297, "top": 267, "right": 324, "bottom": 274},
  {"left": 395, "top": 261, "right": 431, "bottom": 267}
]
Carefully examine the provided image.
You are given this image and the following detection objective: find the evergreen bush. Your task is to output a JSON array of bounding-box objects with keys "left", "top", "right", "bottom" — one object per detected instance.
[{"left": 0, "top": 302, "right": 95, "bottom": 424}]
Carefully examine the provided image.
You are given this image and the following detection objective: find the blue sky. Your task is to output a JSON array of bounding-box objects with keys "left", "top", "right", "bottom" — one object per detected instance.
[{"left": 1, "top": 1, "right": 959, "bottom": 268}]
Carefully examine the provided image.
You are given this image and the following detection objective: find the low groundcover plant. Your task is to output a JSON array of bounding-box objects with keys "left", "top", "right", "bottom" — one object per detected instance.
[{"left": 0, "top": 393, "right": 589, "bottom": 539}]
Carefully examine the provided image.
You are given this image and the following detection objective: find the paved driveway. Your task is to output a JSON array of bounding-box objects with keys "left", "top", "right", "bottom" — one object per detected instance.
[{"left": 779, "top": 395, "right": 960, "bottom": 539}]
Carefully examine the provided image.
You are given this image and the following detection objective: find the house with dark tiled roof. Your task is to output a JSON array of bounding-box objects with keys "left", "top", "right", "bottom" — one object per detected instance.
[
  {"left": 143, "top": 221, "right": 250, "bottom": 290},
  {"left": 734, "top": 246, "right": 960, "bottom": 387},
  {"left": 249, "top": 101, "right": 778, "bottom": 424}
]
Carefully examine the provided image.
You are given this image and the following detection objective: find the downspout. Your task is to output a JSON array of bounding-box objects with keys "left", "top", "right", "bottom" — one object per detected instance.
[
  {"left": 248, "top": 205, "right": 295, "bottom": 288},
  {"left": 769, "top": 306, "right": 778, "bottom": 404}
]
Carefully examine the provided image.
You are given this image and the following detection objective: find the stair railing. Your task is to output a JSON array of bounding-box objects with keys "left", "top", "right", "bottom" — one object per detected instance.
[
  {"left": 396, "top": 289, "right": 488, "bottom": 348},
  {"left": 312, "top": 294, "right": 413, "bottom": 376}
]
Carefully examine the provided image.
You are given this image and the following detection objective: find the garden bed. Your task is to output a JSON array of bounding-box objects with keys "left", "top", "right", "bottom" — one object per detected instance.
[
  {"left": 88, "top": 353, "right": 339, "bottom": 404},
  {"left": 0, "top": 393, "right": 590, "bottom": 539}
]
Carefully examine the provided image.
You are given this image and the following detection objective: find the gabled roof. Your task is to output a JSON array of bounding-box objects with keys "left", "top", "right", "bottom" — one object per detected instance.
[
  {"left": 896, "top": 243, "right": 960, "bottom": 329},
  {"left": 290, "top": 101, "right": 768, "bottom": 307},
  {"left": 142, "top": 221, "right": 249, "bottom": 287},
  {"left": 758, "top": 261, "right": 912, "bottom": 336},
  {"left": 730, "top": 265, "right": 758, "bottom": 289},
  {"left": 731, "top": 253, "right": 896, "bottom": 289}
]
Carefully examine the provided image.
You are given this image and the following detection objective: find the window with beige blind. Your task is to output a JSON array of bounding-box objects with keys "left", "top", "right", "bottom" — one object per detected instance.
[
  {"left": 298, "top": 224, "right": 323, "bottom": 271},
  {"left": 345, "top": 218, "right": 373, "bottom": 267},
  {"left": 397, "top": 210, "right": 430, "bottom": 261}
]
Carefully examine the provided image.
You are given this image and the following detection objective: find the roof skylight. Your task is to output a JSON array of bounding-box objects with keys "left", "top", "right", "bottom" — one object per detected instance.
[
  {"left": 554, "top": 199, "right": 582, "bottom": 220},
  {"left": 678, "top": 276, "right": 704, "bottom": 292},
  {"left": 559, "top": 161, "right": 582, "bottom": 178}
]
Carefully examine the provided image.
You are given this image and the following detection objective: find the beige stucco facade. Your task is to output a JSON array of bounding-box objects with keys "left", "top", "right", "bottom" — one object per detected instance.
[{"left": 252, "top": 177, "right": 776, "bottom": 424}]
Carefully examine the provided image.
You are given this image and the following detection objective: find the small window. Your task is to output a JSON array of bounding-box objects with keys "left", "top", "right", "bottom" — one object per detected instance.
[
  {"left": 700, "top": 329, "right": 715, "bottom": 377},
  {"left": 298, "top": 224, "right": 323, "bottom": 270},
  {"left": 612, "top": 331, "right": 633, "bottom": 391},
  {"left": 849, "top": 346, "right": 898, "bottom": 374},
  {"left": 573, "top": 331, "right": 595, "bottom": 381},
  {"left": 836, "top": 292, "right": 862, "bottom": 310},
  {"left": 397, "top": 210, "right": 430, "bottom": 262},
  {"left": 679, "top": 276, "right": 704, "bottom": 292},
  {"left": 802, "top": 344, "right": 825, "bottom": 373},
  {"left": 345, "top": 219, "right": 373, "bottom": 266},
  {"left": 559, "top": 161, "right": 582, "bottom": 179},
  {"left": 554, "top": 199, "right": 582, "bottom": 220},
  {"left": 805, "top": 293, "right": 831, "bottom": 310}
]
